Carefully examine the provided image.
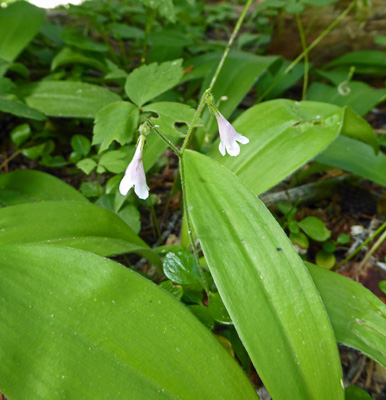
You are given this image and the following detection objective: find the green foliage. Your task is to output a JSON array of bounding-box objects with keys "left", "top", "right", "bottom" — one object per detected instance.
[
  {"left": 298, "top": 216, "right": 331, "bottom": 242},
  {"left": 1, "top": 1, "right": 385, "bottom": 398},
  {"left": 307, "top": 263, "right": 386, "bottom": 369},
  {"left": 0, "top": 245, "right": 257, "bottom": 400},
  {"left": 93, "top": 101, "right": 139, "bottom": 152},
  {"left": 163, "top": 250, "right": 203, "bottom": 287},
  {"left": 184, "top": 150, "right": 343, "bottom": 400},
  {"left": 0, "top": 2, "right": 45, "bottom": 63},
  {"left": 0, "top": 170, "right": 88, "bottom": 205},
  {"left": 345, "top": 385, "right": 373, "bottom": 400},
  {"left": 18, "top": 81, "right": 121, "bottom": 118},
  {"left": 125, "top": 59, "right": 184, "bottom": 107}
]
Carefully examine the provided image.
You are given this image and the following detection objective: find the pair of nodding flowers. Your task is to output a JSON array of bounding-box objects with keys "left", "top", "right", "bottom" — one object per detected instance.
[{"left": 119, "top": 98, "right": 249, "bottom": 200}]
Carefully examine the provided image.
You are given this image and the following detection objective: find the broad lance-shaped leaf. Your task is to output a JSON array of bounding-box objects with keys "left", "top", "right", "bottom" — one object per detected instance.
[
  {"left": 183, "top": 150, "right": 344, "bottom": 400},
  {"left": 0, "top": 170, "right": 88, "bottom": 206},
  {"left": 316, "top": 135, "right": 386, "bottom": 187},
  {"left": 0, "top": 2, "right": 45, "bottom": 63},
  {"left": 0, "top": 96, "right": 46, "bottom": 120},
  {"left": 17, "top": 81, "right": 121, "bottom": 119},
  {"left": 0, "top": 201, "right": 161, "bottom": 267},
  {"left": 306, "top": 263, "right": 386, "bottom": 369},
  {"left": 209, "top": 100, "right": 378, "bottom": 195},
  {"left": 0, "top": 245, "right": 257, "bottom": 400}
]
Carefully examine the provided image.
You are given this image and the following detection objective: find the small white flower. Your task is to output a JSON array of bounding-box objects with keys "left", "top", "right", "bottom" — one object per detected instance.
[
  {"left": 215, "top": 111, "right": 249, "bottom": 156},
  {"left": 119, "top": 135, "right": 149, "bottom": 199}
]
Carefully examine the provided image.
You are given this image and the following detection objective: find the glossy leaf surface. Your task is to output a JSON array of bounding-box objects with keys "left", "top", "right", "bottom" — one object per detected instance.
[
  {"left": 184, "top": 150, "right": 344, "bottom": 400},
  {"left": 0, "top": 170, "right": 88, "bottom": 206},
  {"left": 209, "top": 100, "right": 378, "bottom": 195},
  {"left": 18, "top": 81, "right": 121, "bottom": 118},
  {"left": 0, "top": 2, "right": 45, "bottom": 62},
  {"left": 307, "top": 263, "right": 386, "bottom": 368},
  {"left": 0, "top": 96, "right": 46, "bottom": 120},
  {"left": 0, "top": 201, "right": 160, "bottom": 266},
  {"left": 125, "top": 59, "right": 183, "bottom": 107},
  {"left": 307, "top": 81, "right": 386, "bottom": 116},
  {"left": 316, "top": 135, "right": 386, "bottom": 187},
  {"left": 0, "top": 245, "right": 257, "bottom": 400}
]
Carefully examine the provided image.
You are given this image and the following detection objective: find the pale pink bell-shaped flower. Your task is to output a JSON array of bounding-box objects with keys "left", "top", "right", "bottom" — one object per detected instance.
[
  {"left": 215, "top": 111, "right": 249, "bottom": 156},
  {"left": 119, "top": 135, "right": 149, "bottom": 199}
]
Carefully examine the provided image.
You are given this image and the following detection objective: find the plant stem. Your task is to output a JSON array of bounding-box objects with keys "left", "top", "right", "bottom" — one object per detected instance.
[
  {"left": 149, "top": 197, "right": 163, "bottom": 243},
  {"left": 179, "top": 157, "right": 210, "bottom": 294},
  {"left": 357, "top": 227, "right": 386, "bottom": 272},
  {"left": 257, "top": 0, "right": 355, "bottom": 102},
  {"left": 146, "top": 119, "right": 182, "bottom": 157},
  {"left": 336, "top": 220, "right": 386, "bottom": 269},
  {"left": 0, "top": 149, "right": 21, "bottom": 171},
  {"left": 181, "top": 0, "right": 255, "bottom": 154},
  {"left": 180, "top": 88, "right": 210, "bottom": 154},
  {"left": 208, "top": 0, "right": 254, "bottom": 91},
  {"left": 106, "top": 0, "right": 128, "bottom": 66},
  {"left": 141, "top": 8, "right": 154, "bottom": 65},
  {"left": 296, "top": 14, "right": 309, "bottom": 100},
  {"left": 177, "top": 1, "right": 255, "bottom": 294}
]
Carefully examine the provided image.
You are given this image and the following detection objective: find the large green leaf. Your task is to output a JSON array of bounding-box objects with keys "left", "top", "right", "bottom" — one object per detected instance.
[
  {"left": 324, "top": 50, "right": 386, "bottom": 75},
  {"left": 0, "top": 2, "right": 45, "bottom": 62},
  {"left": 18, "top": 81, "right": 121, "bottom": 118},
  {"left": 307, "top": 263, "right": 386, "bottom": 368},
  {"left": 183, "top": 150, "right": 344, "bottom": 400},
  {"left": 0, "top": 96, "right": 46, "bottom": 120},
  {"left": 0, "top": 244, "right": 257, "bottom": 400},
  {"left": 0, "top": 170, "right": 88, "bottom": 206},
  {"left": 0, "top": 201, "right": 160, "bottom": 266},
  {"left": 307, "top": 81, "right": 386, "bottom": 116},
  {"left": 125, "top": 59, "right": 183, "bottom": 107},
  {"left": 51, "top": 47, "right": 108, "bottom": 72},
  {"left": 209, "top": 100, "right": 378, "bottom": 195},
  {"left": 316, "top": 135, "right": 386, "bottom": 187}
]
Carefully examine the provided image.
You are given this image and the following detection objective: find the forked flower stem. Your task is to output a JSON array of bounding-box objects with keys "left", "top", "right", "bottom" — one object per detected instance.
[
  {"left": 146, "top": 119, "right": 181, "bottom": 157},
  {"left": 180, "top": 88, "right": 211, "bottom": 154}
]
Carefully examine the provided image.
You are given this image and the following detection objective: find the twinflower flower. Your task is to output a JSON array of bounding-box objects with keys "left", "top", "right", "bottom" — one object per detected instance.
[
  {"left": 214, "top": 111, "right": 249, "bottom": 156},
  {"left": 119, "top": 135, "right": 149, "bottom": 199}
]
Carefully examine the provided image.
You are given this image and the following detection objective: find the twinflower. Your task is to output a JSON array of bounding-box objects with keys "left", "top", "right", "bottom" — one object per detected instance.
[
  {"left": 119, "top": 135, "right": 149, "bottom": 199},
  {"left": 214, "top": 111, "right": 249, "bottom": 157}
]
